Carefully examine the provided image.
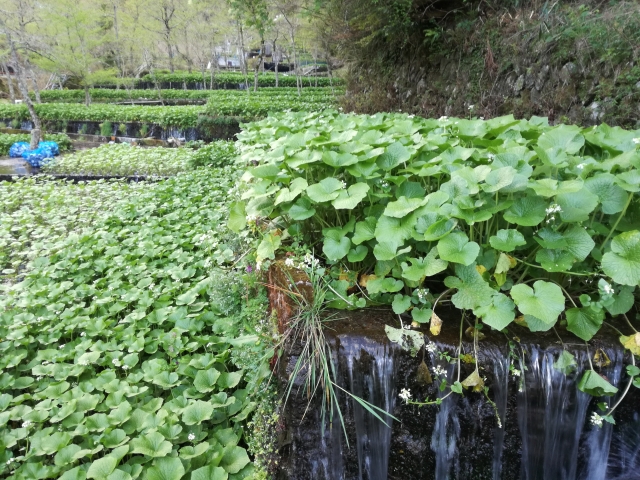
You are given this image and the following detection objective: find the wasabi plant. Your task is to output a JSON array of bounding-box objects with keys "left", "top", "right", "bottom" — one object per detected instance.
[{"left": 234, "top": 110, "right": 640, "bottom": 407}]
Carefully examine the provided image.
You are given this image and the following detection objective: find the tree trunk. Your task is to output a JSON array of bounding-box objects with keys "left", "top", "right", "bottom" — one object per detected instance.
[
  {"left": 7, "top": 33, "right": 41, "bottom": 148},
  {"left": 273, "top": 40, "right": 279, "bottom": 87},
  {"left": 1, "top": 60, "right": 16, "bottom": 103},
  {"left": 167, "top": 41, "right": 175, "bottom": 73},
  {"left": 84, "top": 84, "right": 91, "bottom": 106},
  {"left": 254, "top": 36, "right": 265, "bottom": 92},
  {"left": 238, "top": 22, "right": 249, "bottom": 91},
  {"left": 28, "top": 66, "right": 41, "bottom": 103}
]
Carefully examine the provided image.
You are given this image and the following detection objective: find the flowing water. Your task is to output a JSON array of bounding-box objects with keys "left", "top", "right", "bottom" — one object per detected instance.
[
  {"left": 340, "top": 335, "right": 397, "bottom": 480},
  {"left": 281, "top": 314, "right": 640, "bottom": 480}
]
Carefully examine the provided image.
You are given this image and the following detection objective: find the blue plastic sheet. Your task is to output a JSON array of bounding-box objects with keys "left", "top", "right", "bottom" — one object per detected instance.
[
  {"left": 39, "top": 141, "right": 60, "bottom": 156},
  {"left": 22, "top": 147, "right": 54, "bottom": 168},
  {"left": 9, "top": 142, "right": 30, "bottom": 158}
]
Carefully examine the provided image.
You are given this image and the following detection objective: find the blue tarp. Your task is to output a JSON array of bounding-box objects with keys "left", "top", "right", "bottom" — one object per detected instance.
[
  {"left": 9, "top": 142, "right": 30, "bottom": 158},
  {"left": 22, "top": 147, "right": 54, "bottom": 168}
]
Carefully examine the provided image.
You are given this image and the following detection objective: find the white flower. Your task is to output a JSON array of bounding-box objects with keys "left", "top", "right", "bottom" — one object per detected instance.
[
  {"left": 256, "top": 260, "right": 262, "bottom": 271},
  {"left": 188, "top": 433, "right": 196, "bottom": 441},
  {"left": 22, "top": 421, "right": 32, "bottom": 428},
  {"left": 80, "top": 332, "right": 86, "bottom": 337},
  {"left": 479, "top": 116, "right": 485, "bottom": 120},
  {"left": 112, "top": 358, "right": 121, "bottom": 366},
  {"left": 577, "top": 163, "right": 586, "bottom": 170},
  {"left": 59, "top": 344, "right": 65, "bottom": 349},
  {"left": 590, "top": 412, "right": 604, "bottom": 427},
  {"left": 432, "top": 365, "right": 447, "bottom": 377},
  {"left": 341, "top": 180, "right": 347, "bottom": 189},
  {"left": 601, "top": 282, "right": 614, "bottom": 295},
  {"left": 425, "top": 342, "right": 437, "bottom": 353},
  {"left": 284, "top": 258, "right": 295, "bottom": 267},
  {"left": 122, "top": 365, "right": 129, "bottom": 370},
  {"left": 468, "top": 104, "right": 475, "bottom": 110},
  {"left": 438, "top": 116, "right": 448, "bottom": 121},
  {"left": 633, "top": 138, "right": 640, "bottom": 145},
  {"left": 398, "top": 388, "right": 412, "bottom": 403},
  {"left": 512, "top": 368, "right": 521, "bottom": 377}
]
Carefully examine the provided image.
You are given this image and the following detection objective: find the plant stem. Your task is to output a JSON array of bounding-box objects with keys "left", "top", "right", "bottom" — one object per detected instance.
[{"left": 601, "top": 194, "right": 632, "bottom": 248}]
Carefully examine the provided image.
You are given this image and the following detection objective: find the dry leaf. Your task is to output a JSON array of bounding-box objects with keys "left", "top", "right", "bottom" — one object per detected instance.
[
  {"left": 416, "top": 360, "right": 433, "bottom": 385},
  {"left": 359, "top": 274, "right": 376, "bottom": 287},
  {"left": 594, "top": 349, "right": 611, "bottom": 368},
  {"left": 465, "top": 326, "right": 486, "bottom": 340},
  {"left": 430, "top": 311, "right": 443, "bottom": 336},
  {"left": 461, "top": 370, "right": 485, "bottom": 392}
]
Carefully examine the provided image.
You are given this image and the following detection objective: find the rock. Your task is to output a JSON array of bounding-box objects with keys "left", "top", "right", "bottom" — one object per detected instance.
[
  {"left": 535, "top": 65, "right": 550, "bottom": 91},
  {"left": 514, "top": 75, "right": 525, "bottom": 92},
  {"left": 560, "top": 62, "right": 579, "bottom": 84},
  {"left": 589, "top": 101, "right": 603, "bottom": 122}
]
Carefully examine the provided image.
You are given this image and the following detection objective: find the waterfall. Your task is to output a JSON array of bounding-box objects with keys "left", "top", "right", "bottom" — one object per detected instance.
[
  {"left": 429, "top": 352, "right": 460, "bottom": 480},
  {"left": 517, "top": 347, "right": 591, "bottom": 480},
  {"left": 278, "top": 310, "right": 640, "bottom": 480},
  {"left": 340, "top": 334, "right": 397, "bottom": 480}
]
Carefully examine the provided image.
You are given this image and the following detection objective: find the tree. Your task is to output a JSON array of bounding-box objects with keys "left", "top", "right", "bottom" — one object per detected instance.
[
  {"left": 0, "top": 22, "right": 42, "bottom": 148},
  {"left": 33, "top": 0, "right": 113, "bottom": 105},
  {"left": 229, "top": 0, "right": 270, "bottom": 91}
]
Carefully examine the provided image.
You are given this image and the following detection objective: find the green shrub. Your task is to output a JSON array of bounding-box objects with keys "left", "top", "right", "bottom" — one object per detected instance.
[
  {"left": 99, "top": 120, "right": 113, "bottom": 136},
  {"left": 189, "top": 140, "right": 238, "bottom": 169}
]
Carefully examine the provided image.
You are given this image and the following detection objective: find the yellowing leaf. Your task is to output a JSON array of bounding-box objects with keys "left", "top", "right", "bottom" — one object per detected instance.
[
  {"left": 620, "top": 333, "right": 640, "bottom": 355},
  {"left": 430, "top": 311, "right": 443, "bottom": 336},
  {"left": 461, "top": 370, "right": 485, "bottom": 392}
]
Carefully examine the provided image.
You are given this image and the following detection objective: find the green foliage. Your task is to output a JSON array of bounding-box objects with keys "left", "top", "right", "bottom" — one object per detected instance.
[
  {"left": 0, "top": 89, "right": 338, "bottom": 130},
  {"left": 135, "top": 71, "right": 343, "bottom": 88},
  {"left": 237, "top": 110, "right": 640, "bottom": 344},
  {"left": 36, "top": 87, "right": 342, "bottom": 105},
  {"left": 189, "top": 141, "right": 238, "bottom": 169},
  {"left": 42, "top": 144, "right": 194, "bottom": 176},
  {"left": 99, "top": 121, "right": 113, "bottom": 137},
  {"left": 0, "top": 168, "right": 272, "bottom": 479},
  {"left": 0, "top": 133, "right": 72, "bottom": 156}
]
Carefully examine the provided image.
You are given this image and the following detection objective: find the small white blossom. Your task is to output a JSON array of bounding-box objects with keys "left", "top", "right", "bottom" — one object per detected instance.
[
  {"left": 341, "top": 180, "right": 347, "bottom": 189},
  {"left": 256, "top": 260, "right": 262, "bottom": 271},
  {"left": 546, "top": 204, "right": 561, "bottom": 215},
  {"left": 633, "top": 138, "right": 640, "bottom": 145},
  {"left": 577, "top": 163, "right": 586, "bottom": 170},
  {"left": 112, "top": 358, "right": 121, "bottom": 366},
  {"left": 425, "top": 342, "right": 437, "bottom": 354},
  {"left": 284, "top": 258, "right": 295, "bottom": 267},
  {"left": 188, "top": 433, "right": 196, "bottom": 441},
  {"left": 80, "top": 332, "right": 86, "bottom": 337},
  {"left": 468, "top": 104, "right": 475, "bottom": 110},
  {"left": 590, "top": 412, "right": 604, "bottom": 427},
  {"left": 432, "top": 365, "right": 447, "bottom": 377},
  {"left": 398, "top": 388, "right": 412, "bottom": 403},
  {"left": 122, "top": 365, "right": 129, "bottom": 370},
  {"left": 438, "top": 116, "right": 448, "bottom": 121},
  {"left": 59, "top": 344, "right": 65, "bottom": 349},
  {"left": 601, "top": 282, "right": 615, "bottom": 295},
  {"left": 512, "top": 368, "right": 521, "bottom": 377},
  {"left": 22, "top": 421, "right": 32, "bottom": 428}
]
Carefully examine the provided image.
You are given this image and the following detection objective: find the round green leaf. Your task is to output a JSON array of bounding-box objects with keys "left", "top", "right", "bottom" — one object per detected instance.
[
  {"left": 130, "top": 431, "right": 172, "bottom": 457},
  {"left": 145, "top": 457, "right": 185, "bottom": 480},
  {"left": 437, "top": 232, "right": 480, "bottom": 266},
  {"left": 601, "top": 231, "right": 640, "bottom": 286},
  {"left": 566, "top": 306, "right": 605, "bottom": 341},
  {"left": 87, "top": 456, "right": 118, "bottom": 480},
  {"left": 193, "top": 369, "right": 221, "bottom": 393},
  {"left": 489, "top": 229, "right": 526, "bottom": 252},
  {"left": 510, "top": 281, "right": 565, "bottom": 325},
  {"left": 182, "top": 401, "right": 214, "bottom": 425},
  {"left": 503, "top": 197, "right": 547, "bottom": 226}
]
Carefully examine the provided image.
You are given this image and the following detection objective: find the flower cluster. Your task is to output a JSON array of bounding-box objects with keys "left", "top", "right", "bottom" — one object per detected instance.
[
  {"left": 590, "top": 412, "right": 604, "bottom": 427},
  {"left": 432, "top": 365, "right": 447, "bottom": 377},
  {"left": 398, "top": 388, "right": 412, "bottom": 403},
  {"left": 425, "top": 342, "right": 438, "bottom": 353}
]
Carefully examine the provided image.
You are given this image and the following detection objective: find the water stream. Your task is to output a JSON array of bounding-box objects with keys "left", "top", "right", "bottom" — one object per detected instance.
[{"left": 281, "top": 314, "right": 640, "bottom": 480}]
